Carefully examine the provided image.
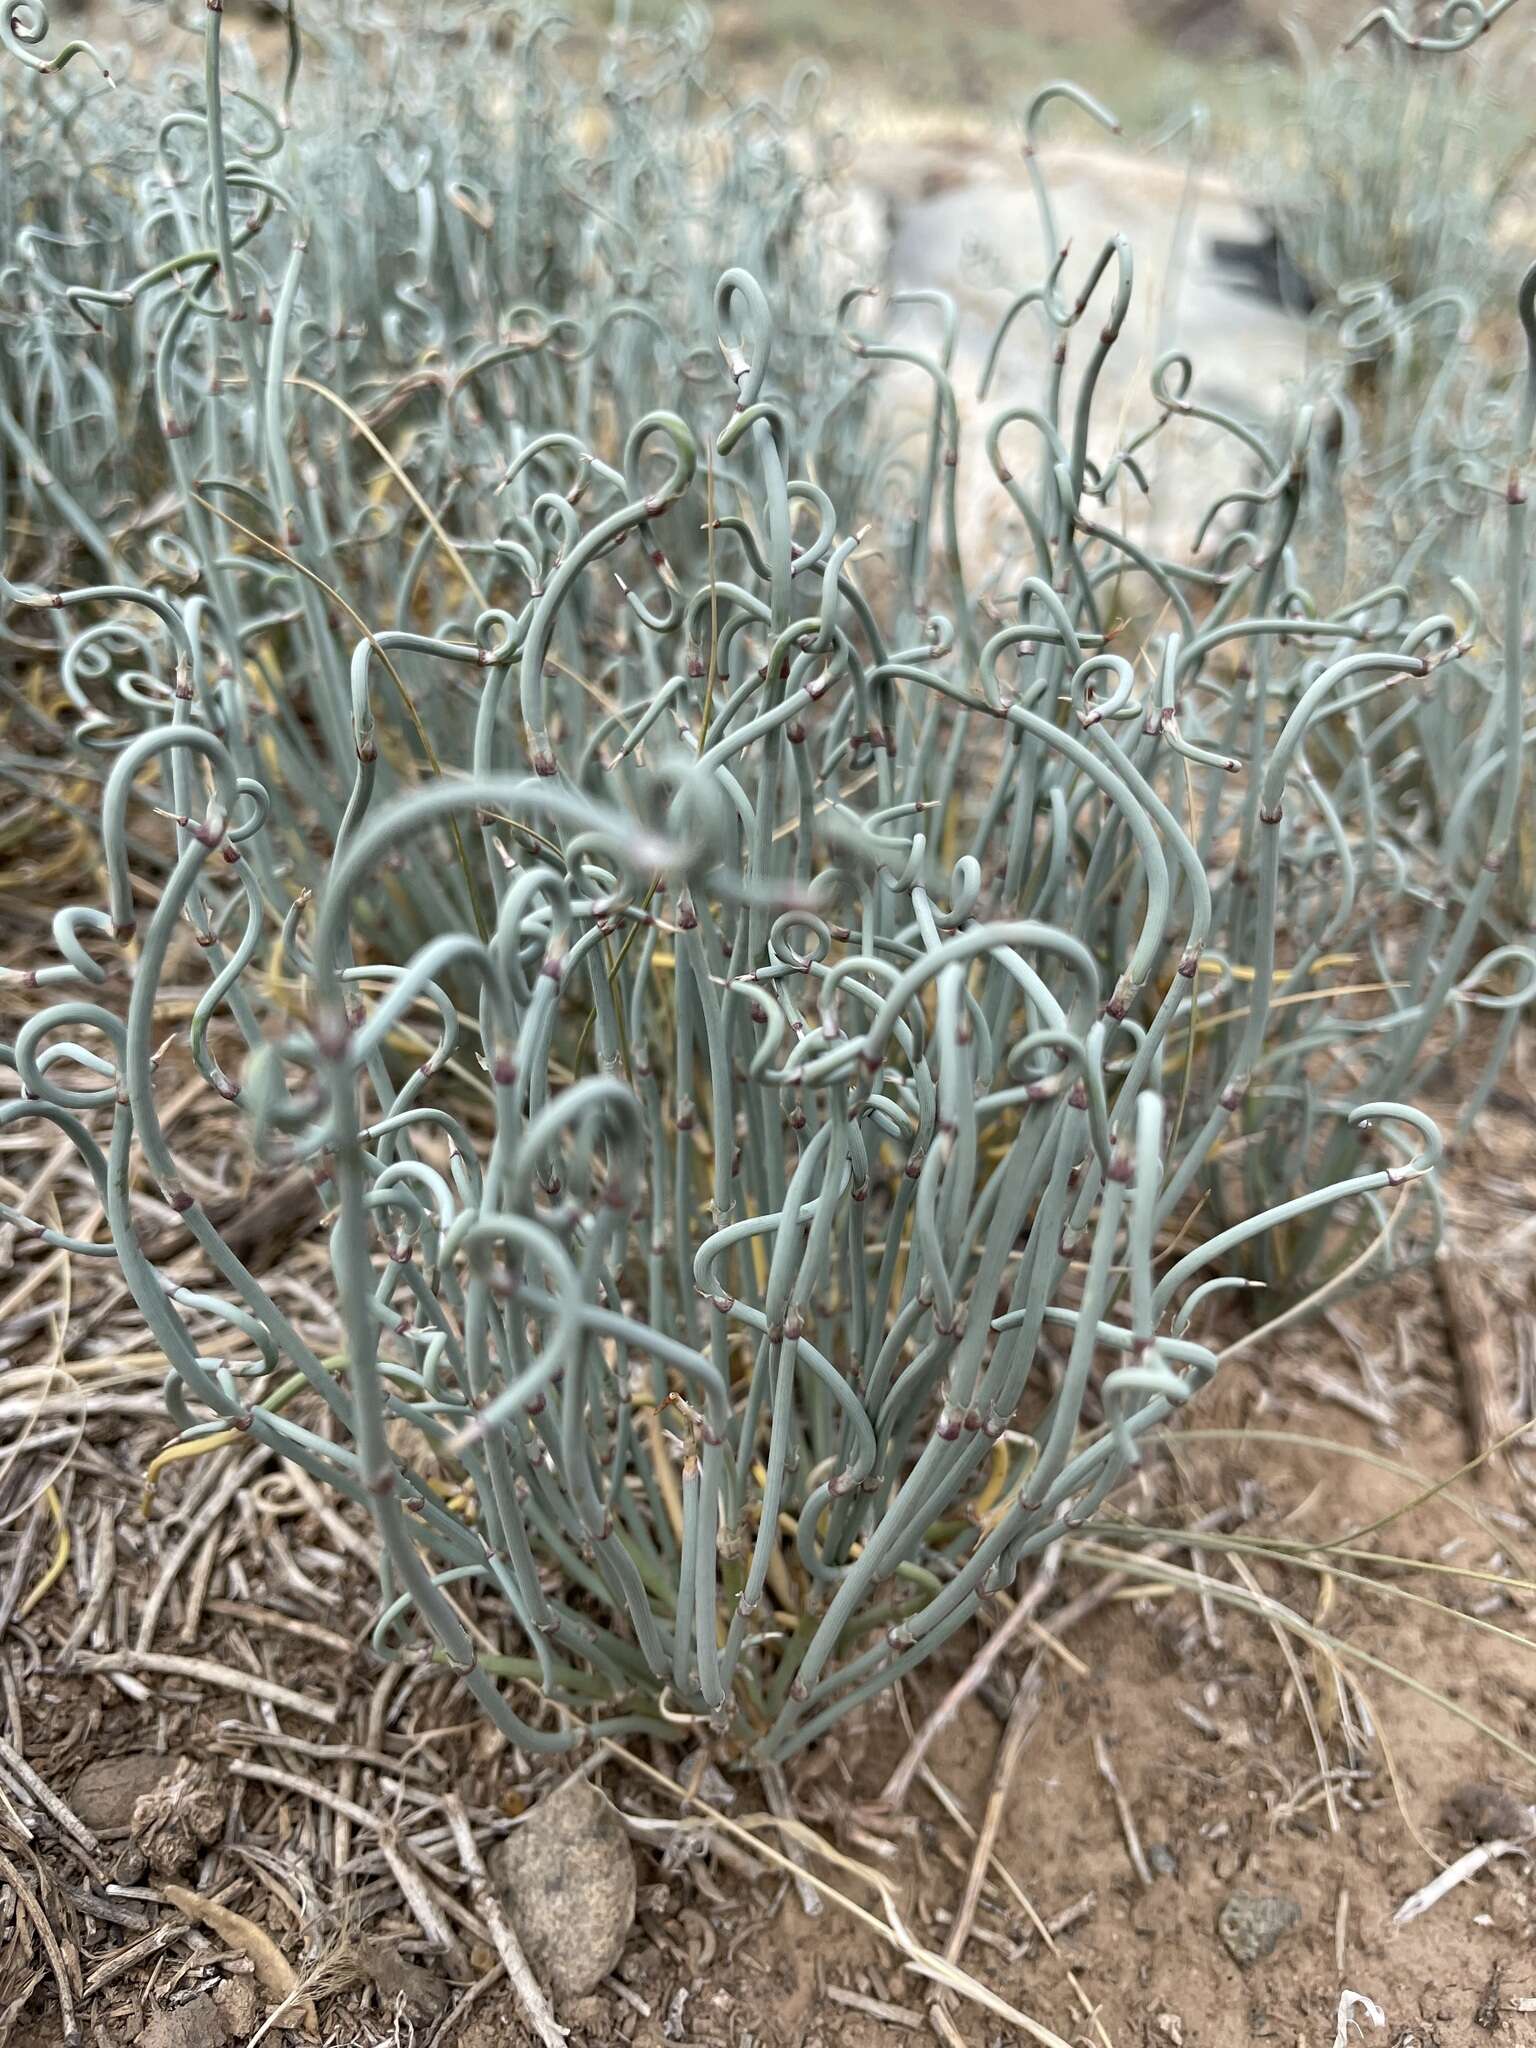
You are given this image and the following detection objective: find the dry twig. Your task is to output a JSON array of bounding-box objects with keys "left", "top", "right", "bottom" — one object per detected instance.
[
  {"left": 1092, "top": 1731, "right": 1152, "bottom": 1888},
  {"left": 944, "top": 1666, "right": 1042, "bottom": 1970},
  {"left": 75, "top": 1649, "right": 338, "bottom": 1724},
  {"left": 442, "top": 1794, "right": 567, "bottom": 2048},
  {"left": 1394, "top": 1838, "right": 1529, "bottom": 1924},
  {"left": 881, "top": 1548, "right": 1060, "bottom": 1807}
]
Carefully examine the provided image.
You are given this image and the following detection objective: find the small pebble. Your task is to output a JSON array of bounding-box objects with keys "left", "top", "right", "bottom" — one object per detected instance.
[
  {"left": 70, "top": 1751, "right": 181, "bottom": 1833},
  {"left": 1216, "top": 1889, "right": 1301, "bottom": 1966}
]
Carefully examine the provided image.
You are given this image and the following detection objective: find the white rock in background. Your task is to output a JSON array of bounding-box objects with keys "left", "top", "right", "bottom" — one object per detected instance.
[{"left": 838, "top": 136, "right": 1313, "bottom": 575}]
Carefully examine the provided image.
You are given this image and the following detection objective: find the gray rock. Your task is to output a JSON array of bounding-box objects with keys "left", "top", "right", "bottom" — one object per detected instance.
[
  {"left": 1216, "top": 1889, "right": 1302, "bottom": 1966},
  {"left": 494, "top": 1774, "right": 637, "bottom": 1999},
  {"left": 71, "top": 1750, "right": 180, "bottom": 1832}
]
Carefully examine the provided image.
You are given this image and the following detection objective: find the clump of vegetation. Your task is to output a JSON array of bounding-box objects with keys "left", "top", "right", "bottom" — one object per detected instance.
[
  {"left": 1261, "top": 3, "right": 1536, "bottom": 930},
  {"left": 1273, "top": 10, "right": 1531, "bottom": 349},
  {"left": 1, "top": 1, "right": 1529, "bottom": 1757}
]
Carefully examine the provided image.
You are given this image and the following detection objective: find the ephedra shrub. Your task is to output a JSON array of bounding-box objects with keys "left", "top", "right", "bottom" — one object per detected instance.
[
  {"left": 1266, "top": 2, "right": 1536, "bottom": 937},
  {"left": 1, "top": 2, "right": 1529, "bottom": 1755}
]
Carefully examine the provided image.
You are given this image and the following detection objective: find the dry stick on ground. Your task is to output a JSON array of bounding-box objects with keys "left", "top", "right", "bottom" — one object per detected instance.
[
  {"left": 213, "top": 1720, "right": 440, "bottom": 1782},
  {"left": 442, "top": 1795, "right": 567, "bottom": 2048},
  {"left": 136, "top": 1449, "right": 267, "bottom": 1650},
  {"left": 0, "top": 1494, "right": 45, "bottom": 1636},
  {"left": 918, "top": 1766, "right": 1109, "bottom": 2048},
  {"left": 82, "top": 1916, "right": 195, "bottom": 1998},
  {"left": 178, "top": 1516, "right": 224, "bottom": 1645},
  {"left": 1091, "top": 1732, "right": 1153, "bottom": 1888},
  {"left": 228, "top": 1759, "right": 458, "bottom": 1953},
  {"left": 943, "top": 1664, "right": 1043, "bottom": 1971},
  {"left": 284, "top": 1464, "right": 381, "bottom": 1570},
  {"left": 76, "top": 1649, "right": 338, "bottom": 1724},
  {"left": 880, "top": 1549, "right": 1060, "bottom": 1808},
  {"left": 826, "top": 1985, "right": 925, "bottom": 2030},
  {"left": 761, "top": 1759, "right": 823, "bottom": 1916},
  {"left": 0, "top": 1839, "right": 81, "bottom": 2046},
  {"left": 425, "top": 1962, "right": 504, "bottom": 2048},
  {"left": 1394, "top": 1838, "right": 1533, "bottom": 1925},
  {"left": 339, "top": 1661, "right": 407, "bottom": 1877},
  {"left": 201, "top": 1599, "right": 355, "bottom": 1657},
  {"left": 0, "top": 1654, "right": 25, "bottom": 1756},
  {"left": 928, "top": 1999, "right": 971, "bottom": 2048},
  {"left": 1227, "top": 1550, "right": 1340, "bottom": 1835},
  {"left": 1434, "top": 1244, "right": 1512, "bottom": 1472},
  {"left": 58, "top": 1500, "right": 115, "bottom": 1661},
  {"left": 0, "top": 1732, "right": 103, "bottom": 1874}
]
